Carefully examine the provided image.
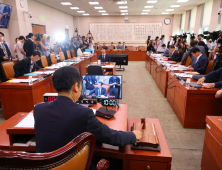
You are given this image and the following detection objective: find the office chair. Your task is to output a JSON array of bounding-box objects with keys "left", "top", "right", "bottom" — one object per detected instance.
[
  {"left": 59, "top": 51, "right": 65, "bottom": 62},
  {"left": 0, "top": 132, "right": 110, "bottom": 170},
  {"left": 67, "top": 50, "right": 72, "bottom": 59},
  {"left": 41, "top": 55, "right": 48, "bottom": 67},
  {"left": 88, "top": 65, "right": 103, "bottom": 75},
  {"left": 1, "top": 61, "right": 15, "bottom": 80},
  {"left": 50, "top": 54, "right": 58, "bottom": 65}
]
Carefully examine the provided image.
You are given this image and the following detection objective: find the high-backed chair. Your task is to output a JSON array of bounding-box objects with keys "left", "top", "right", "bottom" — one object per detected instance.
[
  {"left": 71, "top": 49, "right": 76, "bottom": 58},
  {"left": 88, "top": 65, "right": 103, "bottom": 75},
  {"left": 127, "top": 46, "right": 134, "bottom": 50},
  {"left": 1, "top": 61, "right": 15, "bottom": 80},
  {"left": 98, "top": 46, "right": 102, "bottom": 51},
  {"left": 41, "top": 55, "right": 48, "bottom": 68},
  {"left": 67, "top": 50, "right": 72, "bottom": 59},
  {"left": 0, "top": 132, "right": 109, "bottom": 170},
  {"left": 205, "top": 60, "right": 214, "bottom": 74},
  {"left": 59, "top": 52, "right": 65, "bottom": 62},
  {"left": 184, "top": 56, "right": 191, "bottom": 66},
  {"left": 93, "top": 84, "right": 111, "bottom": 94},
  {"left": 138, "top": 46, "right": 145, "bottom": 51},
  {"left": 50, "top": 54, "right": 57, "bottom": 65},
  {"left": 108, "top": 46, "right": 114, "bottom": 51}
]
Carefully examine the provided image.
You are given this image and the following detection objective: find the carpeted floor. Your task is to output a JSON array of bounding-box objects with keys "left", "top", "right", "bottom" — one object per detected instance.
[{"left": 0, "top": 61, "right": 205, "bottom": 170}]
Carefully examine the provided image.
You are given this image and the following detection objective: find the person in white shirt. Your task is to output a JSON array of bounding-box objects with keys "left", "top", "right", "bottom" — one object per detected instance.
[
  {"left": 157, "top": 35, "right": 167, "bottom": 53},
  {"left": 14, "top": 37, "right": 18, "bottom": 59},
  {"left": 16, "top": 36, "right": 26, "bottom": 61},
  {"left": 206, "top": 38, "right": 212, "bottom": 60}
]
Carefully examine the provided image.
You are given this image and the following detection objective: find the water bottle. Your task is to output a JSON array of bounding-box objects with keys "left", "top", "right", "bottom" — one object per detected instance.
[
  {"left": 28, "top": 76, "right": 33, "bottom": 86},
  {"left": 186, "top": 78, "right": 191, "bottom": 89},
  {"left": 171, "top": 66, "right": 174, "bottom": 75}
]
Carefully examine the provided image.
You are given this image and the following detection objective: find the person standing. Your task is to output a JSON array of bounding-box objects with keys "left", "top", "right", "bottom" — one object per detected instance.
[
  {"left": 37, "top": 34, "right": 50, "bottom": 66},
  {"left": 16, "top": 36, "right": 26, "bottom": 61},
  {"left": 1, "top": 5, "right": 11, "bottom": 28},
  {"left": 0, "top": 32, "right": 12, "bottom": 82},
  {"left": 14, "top": 37, "right": 18, "bottom": 59},
  {"left": 25, "top": 33, "right": 35, "bottom": 57}
]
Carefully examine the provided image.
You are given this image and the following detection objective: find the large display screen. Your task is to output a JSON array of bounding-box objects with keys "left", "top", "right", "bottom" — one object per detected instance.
[
  {"left": 0, "top": 3, "right": 12, "bottom": 29},
  {"left": 82, "top": 75, "right": 122, "bottom": 99}
]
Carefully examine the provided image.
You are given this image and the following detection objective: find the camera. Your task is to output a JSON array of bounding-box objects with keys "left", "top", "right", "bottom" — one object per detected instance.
[
  {"left": 203, "top": 31, "right": 222, "bottom": 41},
  {"left": 218, "top": 8, "right": 222, "bottom": 15},
  {"left": 75, "top": 28, "right": 78, "bottom": 33},
  {"left": 28, "top": 12, "right": 32, "bottom": 18},
  {"left": 35, "top": 33, "right": 43, "bottom": 41}
]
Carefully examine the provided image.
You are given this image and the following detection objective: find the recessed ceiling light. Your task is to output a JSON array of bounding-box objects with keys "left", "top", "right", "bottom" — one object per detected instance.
[
  {"left": 77, "top": 11, "right": 85, "bottom": 13},
  {"left": 143, "top": 10, "right": 150, "bottom": 12},
  {"left": 102, "top": 13, "right": 109, "bottom": 15},
  {"left": 119, "top": 6, "right": 128, "bottom": 9},
  {"left": 170, "top": 5, "right": 180, "bottom": 7},
  {"left": 70, "top": 7, "right": 79, "bottom": 9},
  {"left": 121, "top": 13, "right": 126, "bottom": 15},
  {"left": 120, "top": 10, "right": 128, "bottom": 12},
  {"left": 141, "top": 13, "right": 148, "bottom": 14},
  {"left": 89, "top": 2, "right": 99, "bottom": 5},
  {"left": 61, "top": 2, "right": 72, "bottom": 5},
  {"left": 117, "top": 1, "right": 127, "bottom": 4},
  {"left": 126, "top": 13, "right": 128, "bottom": 15},
  {"left": 162, "top": 12, "right": 169, "bottom": 14},
  {"left": 166, "top": 9, "right": 174, "bottom": 11},
  {"left": 94, "top": 7, "right": 103, "bottom": 9},
  {"left": 98, "top": 10, "right": 106, "bottom": 12},
  {"left": 147, "top": 1, "right": 157, "bottom": 3},
  {"left": 145, "top": 6, "right": 153, "bottom": 8},
  {"left": 83, "top": 14, "right": 90, "bottom": 15},
  {"left": 177, "top": 0, "right": 188, "bottom": 2}
]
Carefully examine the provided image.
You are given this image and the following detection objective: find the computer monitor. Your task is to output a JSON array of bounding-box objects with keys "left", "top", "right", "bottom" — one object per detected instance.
[
  {"left": 0, "top": 3, "right": 12, "bottom": 29},
  {"left": 82, "top": 75, "right": 122, "bottom": 99}
]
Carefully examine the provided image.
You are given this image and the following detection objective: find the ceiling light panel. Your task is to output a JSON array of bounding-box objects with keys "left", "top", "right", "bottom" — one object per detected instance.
[
  {"left": 89, "top": 2, "right": 99, "bottom": 5},
  {"left": 162, "top": 12, "right": 169, "bottom": 14},
  {"left": 119, "top": 6, "right": 128, "bottom": 9},
  {"left": 83, "top": 14, "right": 90, "bottom": 15},
  {"left": 77, "top": 11, "right": 85, "bottom": 13},
  {"left": 141, "top": 13, "right": 148, "bottom": 14},
  {"left": 166, "top": 9, "right": 174, "bottom": 11},
  {"left": 170, "top": 5, "right": 180, "bottom": 7},
  {"left": 117, "top": 1, "right": 127, "bottom": 4},
  {"left": 102, "top": 13, "right": 109, "bottom": 15},
  {"left": 145, "top": 6, "right": 153, "bottom": 8},
  {"left": 61, "top": 2, "right": 72, "bottom": 5},
  {"left": 177, "top": 0, "right": 188, "bottom": 2},
  {"left": 70, "top": 7, "right": 79, "bottom": 9},
  {"left": 143, "top": 10, "right": 150, "bottom": 12},
  {"left": 94, "top": 7, "right": 103, "bottom": 9},
  {"left": 147, "top": 1, "right": 157, "bottom": 3},
  {"left": 120, "top": 10, "right": 128, "bottom": 12},
  {"left": 98, "top": 10, "right": 106, "bottom": 12}
]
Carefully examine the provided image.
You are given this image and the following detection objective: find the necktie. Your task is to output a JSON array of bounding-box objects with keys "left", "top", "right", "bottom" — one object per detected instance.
[
  {"left": 1, "top": 43, "right": 8, "bottom": 56},
  {"left": 103, "top": 54, "right": 105, "bottom": 60},
  {"left": 30, "top": 63, "right": 34, "bottom": 72},
  {"left": 194, "top": 59, "right": 197, "bottom": 68},
  {"left": 99, "top": 89, "right": 101, "bottom": 96}
]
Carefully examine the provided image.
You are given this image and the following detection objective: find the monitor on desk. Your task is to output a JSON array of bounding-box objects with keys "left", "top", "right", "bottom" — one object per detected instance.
[
  {"left": 82, "top": 75, "right": 122, "bottom": 99},
  {"left": 110, "top": 54, "right": 128, "bottom": 66}
]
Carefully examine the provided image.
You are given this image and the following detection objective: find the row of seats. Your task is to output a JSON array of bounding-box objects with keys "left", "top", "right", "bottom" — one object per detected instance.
[
  {"left": 1, "top": 50, "right": 76, "bottom": 81},
  {"left": 97, "top": 46, "right": 146, "bottom": 51}
]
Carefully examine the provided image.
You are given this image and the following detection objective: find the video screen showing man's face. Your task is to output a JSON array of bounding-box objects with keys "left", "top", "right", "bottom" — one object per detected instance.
[
  {"left": 82, "top": 75, "right": 122, "bottom": 99},
  {"left": 0, "top": 4, "right": 12, "bottom": 29}
]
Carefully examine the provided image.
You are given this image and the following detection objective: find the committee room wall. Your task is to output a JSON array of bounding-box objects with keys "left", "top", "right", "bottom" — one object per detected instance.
[{"left": 73, "top": 15, "right": 175, "bottom": 46}]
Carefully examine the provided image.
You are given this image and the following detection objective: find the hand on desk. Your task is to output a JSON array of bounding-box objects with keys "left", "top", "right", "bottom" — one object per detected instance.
[
  {"left": 187, "top": 66, "right": 194, "bottom": 71},
  {"left": 197, "top": 77, "right": 206, "bottom": 85},
  {"left": 133, "top": 130, "right": 142, "bottom": 141},
  {"left": 202, "top": 83, "right": 215, "bottom": 89},
  {"left": 215, "top": 89, "right": 222, "bottom": 98}
]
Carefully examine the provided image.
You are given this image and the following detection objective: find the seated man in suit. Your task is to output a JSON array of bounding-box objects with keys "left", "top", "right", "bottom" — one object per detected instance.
[
  {"left": 96, "top": 42, "right": 100, "bottom": 50},
  {"left": 122, "top": 42, "right": 127, "bottom": 50},
  {"left": 102, "top": 43, "right": 108, "bottom": 50},
  {"left": 161, "top": 44, "right": 170, "bottom": 57},
  {"left": 98, "top": 47, "right": 111, "bottom": 62},
  {"left": 111, "top": 42, "right": 115, "bottom": 49},
  {"left": 187, "top": 47, "right": 208, "bottom": 75},
  {"left": 34, "top": 66, "right": 141, "bottom": 154},
  {"left": 197, "top": 67, "right": 222, "bottom": 89},
  {"left": 89, "top": 82, "right": 107, "bottom": 97},
  {"left": 168, "top": 45, "right": 181, "bottom": 62},
  {"left": 13, "top": 50, "right": 41, "bottom": 78},
  {"left": 109, "top": 76, "right": 120, "bottom": 98},
  {"left": 116, "top": 42, "right": 123, "bottom": 50}
]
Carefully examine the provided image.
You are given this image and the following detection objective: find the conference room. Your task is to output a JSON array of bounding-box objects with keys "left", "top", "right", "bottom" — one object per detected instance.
[{"left": 0, "top": 0, "right": 221, "bottom": 169}]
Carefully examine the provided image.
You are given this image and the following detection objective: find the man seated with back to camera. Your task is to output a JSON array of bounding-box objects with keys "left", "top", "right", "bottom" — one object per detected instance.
[
  {"left": 88, "top": 81, "right": 107, "bottom": 97},
  {"left": 187, "top": 47, "right": 208, "bottom": 75},
  {"left": 168, "top": 45, "right": 180, "bottom": 62},
  {"left": 33, "top": 66, "right": 141, "bottom": 170},
  {"left": 161, "top": 44, "right": 170, "bottom": 57},
  {"left": 13, "top": 50, "right": 41, "bottom": 78},
  {"left": 98, "top": 47, "right": 111, "bottom": 62},
  {"left": 109, "top": 76, "right": 120, "bottom": 99},
  {"left": 197, "top": 67, "right": 222, "bottom": 89}
]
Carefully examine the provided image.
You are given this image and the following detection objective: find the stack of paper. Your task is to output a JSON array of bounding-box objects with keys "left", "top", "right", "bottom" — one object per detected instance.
[
  {"left": 174, "top": 73, "right": 193, "bottom": 78},
  {"left": 14, "top": 112, "right": 34, "bottom": 128},
  {"left": 7, "top": 78, "right": 38, "bottom": 83}
]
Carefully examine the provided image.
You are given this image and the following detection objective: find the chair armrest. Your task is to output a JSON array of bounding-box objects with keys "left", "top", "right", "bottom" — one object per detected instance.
[{"left": 96, "top": 159, "right": 110, "bottom": 170}]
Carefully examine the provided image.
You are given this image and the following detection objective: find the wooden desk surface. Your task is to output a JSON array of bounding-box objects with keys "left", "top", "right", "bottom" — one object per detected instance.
[{"left": 126, "top": 118, "right": 172, "bottom": 162}]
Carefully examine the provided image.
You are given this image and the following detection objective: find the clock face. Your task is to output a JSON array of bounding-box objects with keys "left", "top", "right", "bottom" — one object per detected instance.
[
  {"left": 20, "top": 0, "right": 25, "bottom": 8},
  {"left": 164, "top": 18, "right": 171, "bottom": 25},
  {"left": 102, "top": 99, "right": 117, "bottom": 106}
]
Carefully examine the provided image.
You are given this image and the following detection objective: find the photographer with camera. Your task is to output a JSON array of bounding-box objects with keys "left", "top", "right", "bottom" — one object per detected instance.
[
  {"left": 51, "top": 42, "right": 61, "bottom": 55},
  {"left": 147, "top": 39, "right": 155, "bottom": 52},
  {"left": 206, "top": 38, "right": 213, "bottom": 60},
  {"left": 167, "top": 36, "right": 174, "bottom": 48},
  {"left": 36, "top": 34, "right": 50, "bottom": 66},
  {"left": 157, "top": 35, "right": 167, "bottom": 53}
]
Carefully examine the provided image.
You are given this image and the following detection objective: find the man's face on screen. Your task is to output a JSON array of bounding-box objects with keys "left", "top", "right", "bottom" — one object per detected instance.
[{"left": 98, "top": 83, "right": 102, "bottom": 89}]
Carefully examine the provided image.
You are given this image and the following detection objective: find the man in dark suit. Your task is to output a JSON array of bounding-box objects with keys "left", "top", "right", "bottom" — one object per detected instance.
[
  {"left": 197, "top": 67, "right": 222, "bottom": 89},
  {"left": 111, "top": 42, "right": 115, "bottom": 50},
  {"left": 109, "top": 76, "right": 120, "bottom": 98},
  {"left": 0, "top": 32, "right": 12, "bottom": 82},
  {"left": 13, "top": 50, "right": 41, "bottom": 78},
  {"left": 122, "top": 42, "right": 127, "bottom": 50},
  {"left": 102, "top": 43, "right": 108, "bottom": 50},
  {"left": 168, "top": 45, "right": 181, "bottom": 62},
  {"left": 89, "top": 82, "right": 107, "bottom": 97},
  {"left": 187, "top": 47, "right": 208, "bottom": 75},
  {"left": 34, "top": 66, "right": 141, "bottom": 154},
  {"left": 98, "top": 47, "right": 111, "bottom": 62},
  {"left": 25, "top": 33, "right": 35, "bottom": 57},
  {"left": 180, "top": 41, "right": 208, "bottom": 65},
  {"left": 1, "top": 5, "right": 11, "bottom": 28}
]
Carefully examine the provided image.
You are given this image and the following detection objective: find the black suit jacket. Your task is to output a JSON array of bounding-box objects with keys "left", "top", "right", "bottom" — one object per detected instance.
[
  {"left": 13, "top": 57, "right": 38, "bottom": 78},
  {"left": 34, "top": 96, "right": 136, "bottom": 153},
  {"left": 168, "top": 50, "right": 181, "bottom": 62},
  {"left": 192, "top": 55, "right": 208, "bottom": 75},
  {"left": 25, "top": 39, "right": 35, "bottom": 57},
  {"left": 98, "top": 54, "right": 111, "bottom": 62}
]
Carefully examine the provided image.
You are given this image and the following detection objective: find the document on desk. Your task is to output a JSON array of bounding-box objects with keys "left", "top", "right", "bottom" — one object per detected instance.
[
  {"left": 174, "top": 73, "right": 193, "bottom": 78},
  {"left": 24, "top": 72, "right": 42, "bottom": 76},
  {"left": 7, "top": 78, "right": 38, "bottom": 83},
  {"left": 14, "top": 112, "right": 34, "bottom": 128},
  {"left": 102, "top": 65, "right": 115, "bottom": 68},
  {"left": 36, "top": 71, "right": 55, "bottom": 75}
]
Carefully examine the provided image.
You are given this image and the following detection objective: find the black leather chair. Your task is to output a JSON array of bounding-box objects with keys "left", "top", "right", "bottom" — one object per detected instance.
[{"left": 88, "top": 65, "right": 103, "bottom": 75}]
